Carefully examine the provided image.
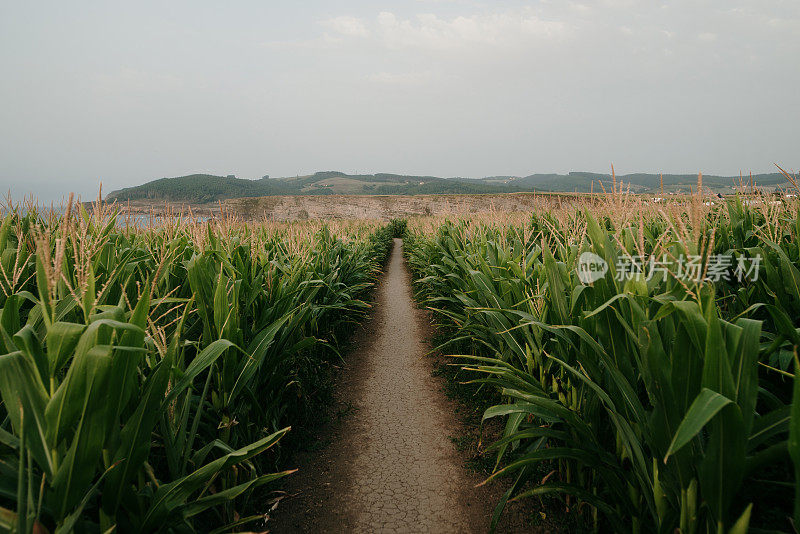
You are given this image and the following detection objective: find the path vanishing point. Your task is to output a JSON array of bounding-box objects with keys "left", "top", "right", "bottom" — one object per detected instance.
[{"left": 272, "top": 239, "right": 530, "bottom": 533}]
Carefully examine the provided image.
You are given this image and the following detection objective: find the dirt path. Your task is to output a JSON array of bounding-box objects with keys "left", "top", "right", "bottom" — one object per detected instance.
[{"left": 272, "top": 239, "right": 530, "bottom": 533}]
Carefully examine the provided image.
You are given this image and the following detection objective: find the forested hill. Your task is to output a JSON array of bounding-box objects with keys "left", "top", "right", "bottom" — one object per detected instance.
[{"left": 106, "top": 170, "right": 793, "bottom": 203}]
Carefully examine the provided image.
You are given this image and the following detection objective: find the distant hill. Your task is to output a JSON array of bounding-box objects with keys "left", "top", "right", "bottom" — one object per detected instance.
[
  {"left": 106, "top": 170, "right": 793, "bottom": 203},
  {"left": 510, "top": 171, "right": 791, "bottom": 193},
  {"left": 106, "top": 174, "right": 293, "bottom": 203}
]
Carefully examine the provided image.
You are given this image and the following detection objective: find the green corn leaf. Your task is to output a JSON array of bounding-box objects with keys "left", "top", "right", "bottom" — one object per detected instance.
[
  {"left": 54, "top": 462, "right": 119, "bottom": 534},
  {"left": 45, "top": 320, "right": 143, "bottom": 448},
  {"left": 727, "top": 503, "right": 752, "bottom": 534},
  {"left": 788, "top": 352, "right": 800, "bottom": 527},
  {"left": 138, "top": 427, "right": 289, "bottom": 531},
  {"left": 102, "top": 346, "right": 173, "bottom": 516},
  {"left": 45, "top": 322, "right": 85, "bottom": 378},
  {"left": 50, "top": 345, "right": 113, "bottom": 518},
  {"left": 178, "top": 469, "right": 294, "bottom": 519},
  {"left": 164, "top": 339, "right": 236, "bottom": 406},
  {"left": 0, "top": 351, "right": 53, "bottom": 479},
  {"left": 665, "top": 388, "right": 732, "bottom": 461}
]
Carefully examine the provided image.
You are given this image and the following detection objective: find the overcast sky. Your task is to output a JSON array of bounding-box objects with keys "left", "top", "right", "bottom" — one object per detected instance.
[{"left": 1, "top": 1, "right": 797, "bottom": 202}]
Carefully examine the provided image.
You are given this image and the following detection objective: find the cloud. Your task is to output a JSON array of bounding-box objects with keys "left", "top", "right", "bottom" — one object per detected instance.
[
  {"left": 569, "top": 3, "right": 592, "bottom": 14},
  {"left": 698, "top": 32, "right": 717, "bottom": 42},
  {"left": 380, "top": 11, "right": 567, "bottom": 49},
  {"left": 321, "top": 16, "right": 369, "bottom": 37},
  {"left": 321, "top": 9, "right": 568, "bottom": 51},
  {"left": 599, "top": 0, "right": 638, "bottom": 8}
]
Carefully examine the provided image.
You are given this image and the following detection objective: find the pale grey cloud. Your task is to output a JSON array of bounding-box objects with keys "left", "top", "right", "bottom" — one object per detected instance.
[
  {"left": 321, "top": 15, "right": 370, "bottom": 38},
  {"left": 323, "top": 9, "right": 568, "bottom": 50}
]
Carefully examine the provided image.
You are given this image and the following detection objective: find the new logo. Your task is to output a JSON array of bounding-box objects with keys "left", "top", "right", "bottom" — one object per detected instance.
[{"left": 576, "top": 252, "right": 608, "bottom": 284}]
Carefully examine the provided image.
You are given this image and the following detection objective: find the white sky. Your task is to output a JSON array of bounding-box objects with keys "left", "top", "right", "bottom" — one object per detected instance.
[{"left": 1, "top": 0, "right": 798, "bottom": 202}]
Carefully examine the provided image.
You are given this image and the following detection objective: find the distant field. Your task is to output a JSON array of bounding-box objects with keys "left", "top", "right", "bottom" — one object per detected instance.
[
  {"left": 113, "top": 190, "right": 796, "bottom": 222},
  {"left": 114, "top": 192, "right": 593, "bottom": 221},
  {"left": 225, "top": 193, "right": 558, "bottom": 220}
]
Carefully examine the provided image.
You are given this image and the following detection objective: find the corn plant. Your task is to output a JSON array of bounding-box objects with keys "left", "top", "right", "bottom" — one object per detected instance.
[
  {"left": 0, "top": 203, "right": 394, "bottom": 532},
  {"left": 406, "top": 198, "right": 800, "bottom": 532}
]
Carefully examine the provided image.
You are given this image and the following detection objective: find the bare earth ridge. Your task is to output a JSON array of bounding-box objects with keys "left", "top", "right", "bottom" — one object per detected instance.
[
  {"left": 271, "top": 239, "right": 535, "bottom": 533},
  {"left": 226, "top": 193, "right": 546, "bottom": 220},
  {"left": 114, "top": 193, "right": 570, "bottom": 220}
]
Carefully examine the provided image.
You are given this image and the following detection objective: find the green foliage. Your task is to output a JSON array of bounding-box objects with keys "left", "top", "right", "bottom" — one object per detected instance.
[
  {"left": 387, "top": 219, "right": 408, "bottom": 238},
  {"left": 0, "top": 205, "right": 393, "bottom": 532},
  {"left": 405, "top": 201, "right": 800, "bottom": 532},
  {"left": 107, "top": 174, "right": 296, "bottom": 203}
]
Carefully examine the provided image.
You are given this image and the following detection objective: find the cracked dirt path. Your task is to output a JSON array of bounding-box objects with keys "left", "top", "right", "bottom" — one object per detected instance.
[{"left": 272, "top": 238, "right": 526, "bottom": 533}]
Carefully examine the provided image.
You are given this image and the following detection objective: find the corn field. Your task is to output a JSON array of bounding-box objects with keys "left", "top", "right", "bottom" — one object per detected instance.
[
  {"left": 3, "top": 189, "right": 800, "bottom": 533},
  {"left": 0, "top": 200, "right": 395, "bottom": 533},
  {"left": 405, "top": 193, "right": 800, "bottom": 533}
]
